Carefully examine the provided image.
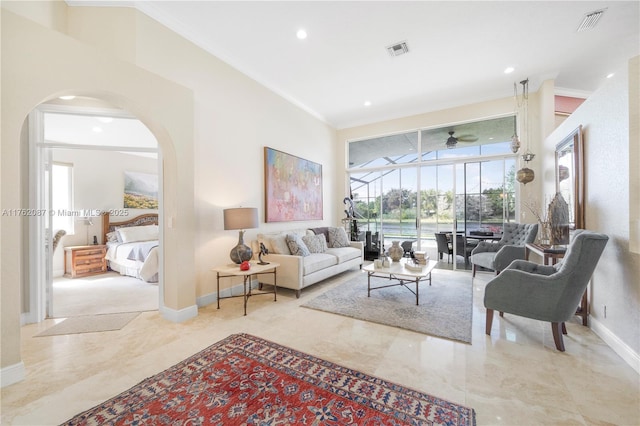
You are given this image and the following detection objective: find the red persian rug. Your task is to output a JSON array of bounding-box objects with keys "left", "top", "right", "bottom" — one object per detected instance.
[{"left": 63, "top": 333, "right": 475, "bottom": 425}]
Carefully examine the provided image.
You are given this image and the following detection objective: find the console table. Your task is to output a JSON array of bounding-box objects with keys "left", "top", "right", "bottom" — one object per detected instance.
[{"left": 525, "top": 243, "right": 588, "bottom": 326}]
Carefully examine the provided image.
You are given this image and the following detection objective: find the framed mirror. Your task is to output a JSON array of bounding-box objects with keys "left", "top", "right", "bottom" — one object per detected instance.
[{"left": 555, "top": 125, "right": 584, "bottom": 229}]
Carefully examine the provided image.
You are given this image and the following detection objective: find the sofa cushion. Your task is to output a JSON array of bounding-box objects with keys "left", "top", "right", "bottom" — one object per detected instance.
[
  {"left": 328, "top": 227, "right": 350, "bottom": 248},
  {"left": 325, "top": 246, "right": 361, "bottom": 263},
  {"left": 303, "top": 253, "right": 338, "bottom": 275},
  {"left": 302, "top": 234, "right": 328, "bottom": 253},
  {"left": 258, "top": 233, "right": 290, "bottom": 255},
  {"left": 286, "top": 233, "right": 310, "bottom": 256}
]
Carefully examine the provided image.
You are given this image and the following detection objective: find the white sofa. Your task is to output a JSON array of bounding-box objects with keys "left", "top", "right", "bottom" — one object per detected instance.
[{"left": 251, "top": 228, "right": 364, "bottom": 297}]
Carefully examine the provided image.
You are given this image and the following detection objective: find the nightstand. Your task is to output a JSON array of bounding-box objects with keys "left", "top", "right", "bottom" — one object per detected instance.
[{"left": 64, "top": 245, "right": 108, "bottom": 278}]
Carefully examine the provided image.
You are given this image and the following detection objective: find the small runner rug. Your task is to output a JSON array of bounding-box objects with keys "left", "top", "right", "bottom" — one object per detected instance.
[
  {"left": 36, "top": 312, "right": 139, "bottom": 337},
  {"left": 62, "top": 333, "right": 476, "bottom": 425},
  {"left": 302, "top": 269, "right": 473, "bottom": 343}
]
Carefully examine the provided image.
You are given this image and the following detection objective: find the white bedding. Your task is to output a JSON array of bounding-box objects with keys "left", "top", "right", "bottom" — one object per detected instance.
[{"left": 106, "top": 240, "right": 159, "bottom": 283}]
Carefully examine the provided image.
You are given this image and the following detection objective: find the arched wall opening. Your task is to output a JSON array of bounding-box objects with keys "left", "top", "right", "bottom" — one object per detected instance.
[
  {"left": 1, "top": 10, "right": 196, "bottom": 386},
  {"left": 22, "top": 97, "right": 164, "bottom": 322}
]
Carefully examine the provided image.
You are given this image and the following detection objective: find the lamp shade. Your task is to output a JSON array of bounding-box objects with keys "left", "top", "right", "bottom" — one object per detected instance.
[{"left": 223, "top": 208, "right": 258, "bottom": 230}]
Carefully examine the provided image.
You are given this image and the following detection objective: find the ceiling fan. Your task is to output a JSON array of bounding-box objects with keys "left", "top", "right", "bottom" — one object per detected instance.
[{"left": 445, "top": 131, "right": 478, "bottom": 149}]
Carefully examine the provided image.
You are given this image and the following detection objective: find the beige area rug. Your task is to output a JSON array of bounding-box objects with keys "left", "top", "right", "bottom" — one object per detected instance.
[
  {"left": 302, "top": 269, "right": 473, "bottom": 343},
  {"left": 35, "top": 312, "right": 140, "bottom": 337}
]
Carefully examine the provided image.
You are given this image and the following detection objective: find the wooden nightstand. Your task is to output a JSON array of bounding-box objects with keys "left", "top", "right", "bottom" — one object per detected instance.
[{"left": 64, "top": 245, "right": 108, "bottom": 278}]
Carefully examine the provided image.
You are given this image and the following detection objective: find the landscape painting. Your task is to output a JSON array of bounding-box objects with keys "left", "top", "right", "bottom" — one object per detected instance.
[
  {"left": 264, "top": 147, "right": 323, "bottom": 222},
  {"left": 124, "top": 171, "right": 159, "bottom": 209}
]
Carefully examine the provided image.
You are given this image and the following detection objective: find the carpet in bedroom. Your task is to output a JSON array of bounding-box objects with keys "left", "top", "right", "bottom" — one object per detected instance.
[{"left": 53, "top": 272, "right": 158, "bottom": 317}]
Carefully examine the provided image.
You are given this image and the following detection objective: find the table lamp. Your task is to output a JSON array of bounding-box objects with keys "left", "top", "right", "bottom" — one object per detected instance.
[{"left": 223, "top": 207, "right": 258, "bottom": 264}]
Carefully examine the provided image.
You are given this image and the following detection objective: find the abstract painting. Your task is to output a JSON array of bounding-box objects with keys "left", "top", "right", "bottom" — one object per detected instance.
[{"left": 264, "top": 147, "right": 322, "bottom": 222}]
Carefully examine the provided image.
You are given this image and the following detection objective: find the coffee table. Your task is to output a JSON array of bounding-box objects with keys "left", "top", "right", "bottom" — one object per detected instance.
[{"left": 363, "top": 259, "right": 438, "bottom": 305}]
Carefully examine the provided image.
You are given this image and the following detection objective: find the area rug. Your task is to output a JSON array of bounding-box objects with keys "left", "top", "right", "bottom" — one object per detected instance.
[
  {"left": 35, "top": 312, "right": 139, "bottom": 337},
  {"left": 62, "top": 333, "right": 475, "bottom": 425},
  {"left": 302, "top": 269, "right": 473, "bottom": 343}
]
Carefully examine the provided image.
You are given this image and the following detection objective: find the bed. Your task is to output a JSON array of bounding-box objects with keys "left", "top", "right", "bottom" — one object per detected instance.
[{"left": 102, "top": 212, "right": 160, "bottom": 283}]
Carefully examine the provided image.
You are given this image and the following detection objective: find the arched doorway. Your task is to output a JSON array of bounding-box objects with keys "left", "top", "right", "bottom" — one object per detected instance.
[{"left": 25, "top": 97, "right": 164, "bottom": 323}]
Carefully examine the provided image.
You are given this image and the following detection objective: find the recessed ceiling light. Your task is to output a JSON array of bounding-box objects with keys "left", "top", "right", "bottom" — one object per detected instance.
[
  {"left": 92, "top": 126, "right": 103, "bottom": 133},
  {"left": 296, "top": 29, "right": 307, "bottom": 40},
  {"left": 606, "top": 73, "right": 615, "bottom": 79},
  {"left": 364, "top": 101, "right": 372, "bottom": 107},
  {"left": 504, "top": 67, "right": 515, "bottom": 74},
  {"left": 59, "top": 95, "right": 76, "bottom": 100}
]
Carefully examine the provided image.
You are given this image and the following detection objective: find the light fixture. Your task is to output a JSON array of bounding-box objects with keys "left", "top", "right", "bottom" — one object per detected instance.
[
  {"left": 515, "top": 78, "right": 536, "bottom": 185},
  {"left": 296, "top": 29, "right": 307, "bottom": 40},
  {"left": 59, "top": 95, "right": 76, "bottom": 100},
  {"left": 504, "top": 67, "right": 515, "bottom": 74},
  {"left": 445, "top": 131, "right": 457, "bottom": 149},
  {"left": 364, "top": 101, "right": 372, "bottom": 107},
  {"left": 510, "top": 81, "right": 521, "bottom": 153},
  {"left": 76, "top": 217, "right": 94, "bottom": 245},
  {"left": 606, "top": 73, "right": 615, "bottom": 79},
  {"left": 223, "top": 207, "right": 258, "bottom": 264}
]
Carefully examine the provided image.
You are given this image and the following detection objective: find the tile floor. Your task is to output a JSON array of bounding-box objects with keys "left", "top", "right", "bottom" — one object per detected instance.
[{"left": 2, "top": 266, "right": 639, "bottom": 425}]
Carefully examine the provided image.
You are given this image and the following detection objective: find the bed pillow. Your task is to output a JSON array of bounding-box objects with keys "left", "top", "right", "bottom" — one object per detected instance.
[
  {"left": 106, "top": 231, "right": 120, "bottom": 243},
  {"left": 302, "top": 234, "right": 327, "bottom": 253},
  {"left": 117, "top": 225, "right": 159, "bottom": 243},
  {"left": 286, "top": 233, "right": 310, "bottom": 257},
  {"left": 328, "top": 227, "right": 350, "bottom": 248}
]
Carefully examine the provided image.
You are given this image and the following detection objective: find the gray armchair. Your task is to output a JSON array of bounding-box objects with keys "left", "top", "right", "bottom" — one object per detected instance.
[
  {"left": 470, "top": 222, "right": 538, "bottom": 276},
  {"left": 484, "top": 230, "right": 609, "bottom": 351}
]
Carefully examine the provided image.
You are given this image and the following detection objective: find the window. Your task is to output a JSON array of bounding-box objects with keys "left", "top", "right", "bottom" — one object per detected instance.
[{"left": 52, "top": 162, "right": 73, "bottom": 233}]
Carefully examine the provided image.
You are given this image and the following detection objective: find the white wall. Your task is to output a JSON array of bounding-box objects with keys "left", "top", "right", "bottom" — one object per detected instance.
[
  {"left": 544, "top": 57, "right": 640, "bottom": 370},
  {"left": 51, "top": 149, "right": 158, "bottom": 276}
]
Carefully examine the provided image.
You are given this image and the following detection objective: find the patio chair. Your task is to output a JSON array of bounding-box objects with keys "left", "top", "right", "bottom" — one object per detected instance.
[
  {"left": 401, "top": 240, "right": 414, "bottom": 257},
  {"left": 470, "top": 223, "right": 538, "bottom": 276},
  {"left": 434, "top": 232, "right": 470, "bottom": 264},
  {"left": 484, "top": 230, "right": 609, "bottom": 351}
]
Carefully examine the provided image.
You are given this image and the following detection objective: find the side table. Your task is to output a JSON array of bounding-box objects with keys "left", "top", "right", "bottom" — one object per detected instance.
[
  {"left": 525, "top": 243, "right": 588, "bottom": 326},
  {"left": 64, "top": 245, "right": 108, "bottom": 278},
  {"left": 211, "top": 261, "right": 279, "bottom": 315}
]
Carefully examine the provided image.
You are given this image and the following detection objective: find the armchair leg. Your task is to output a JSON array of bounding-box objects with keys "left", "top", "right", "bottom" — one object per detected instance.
[
  {"left": 551, "top": 322, "right": 566, "bottom": 351},
  {"left": 472, "top": 264, "right": 477, "bottom": 277},
  {"left": 486, "top": 309, "right": 494, "bottom": 335},
  {"left": 562, "top": 322, "right": 567, "bottom": 335}
]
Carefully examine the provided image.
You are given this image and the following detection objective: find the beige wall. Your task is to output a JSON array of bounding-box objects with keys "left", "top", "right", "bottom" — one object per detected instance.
[
  {"left": 1, "top": 8, "right": 195, "bottom": 376},
  {"left": 544, "top": 57, "right": 640, "bottom": 365},
  {"left": 1, "top": 1, "right": 337, "bottom": 382}
]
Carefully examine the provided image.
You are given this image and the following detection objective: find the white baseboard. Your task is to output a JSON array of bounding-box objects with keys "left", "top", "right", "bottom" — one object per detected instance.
[
  {"left": 196, "top": 279, "right": 259, "bottom": 308},
  {"left": 159, "top": 304, "right": 198, "bottom": 323},
  {"left": 1, "top": 362, "right": 25, "bottom": 388},
  {"left": 590, "top": 317, "right": 640, "bottom": 374}
]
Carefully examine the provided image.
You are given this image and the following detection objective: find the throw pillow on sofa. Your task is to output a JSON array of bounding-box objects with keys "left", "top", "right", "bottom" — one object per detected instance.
[
  {"left": 286, "top": 233, "right": 310, "bottom": 256},
  {"left": 258, "top": 233, "right": 290, "bottom": 255},
  {"left": 302, "top": 234, "right": 328, "bottom": 253},
  {"left": 328, "top": 227, "right": 350, "bottom": 248}
]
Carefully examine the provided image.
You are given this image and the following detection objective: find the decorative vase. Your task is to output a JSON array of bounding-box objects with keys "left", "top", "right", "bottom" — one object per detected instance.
[
  {"left": 388, "top": 241, "right": 404, "bottom": 262},
  {"left": 230, "top": 230, "right": 253, "bottom": 264}
]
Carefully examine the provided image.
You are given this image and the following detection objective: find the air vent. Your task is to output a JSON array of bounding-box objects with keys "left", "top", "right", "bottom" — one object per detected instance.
[
  {"left": 576, "top": 8, "right": 606, "bottom": 32},
  {"left": 386, "top": 41, "right": 409, "bottom": 57}
]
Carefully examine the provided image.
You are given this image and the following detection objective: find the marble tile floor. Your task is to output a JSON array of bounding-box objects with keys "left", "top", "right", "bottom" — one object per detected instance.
[{"left": 2, "top": 267, "right": 639, "bottom": 425}]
